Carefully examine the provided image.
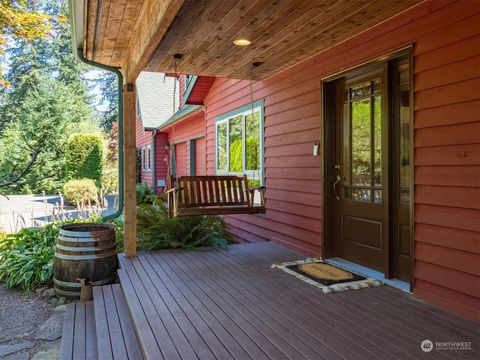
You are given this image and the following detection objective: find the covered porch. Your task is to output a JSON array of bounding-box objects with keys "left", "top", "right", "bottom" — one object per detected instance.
[{"left": 60, "top": 242, "right": 479, "bottom": 359}]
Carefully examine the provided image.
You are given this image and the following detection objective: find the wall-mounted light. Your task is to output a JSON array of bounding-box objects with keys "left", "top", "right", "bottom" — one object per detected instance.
[{"left": 233, "top": 38, "right": 251, "bottom": 46}]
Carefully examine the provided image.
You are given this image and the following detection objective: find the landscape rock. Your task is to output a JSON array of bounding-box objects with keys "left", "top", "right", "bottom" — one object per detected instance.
[
  {"left": 0, "top": 325, "right": 34, "bottom": 343},
  {"left": 42, "top": 288, "right": 55, "bottom": 299},
  {"left": 34, "top": 312, "right": 64, "bottom": 341},
  {"left": 3, "top": 351, "right": 30, "bottom": 360},
  {"left": 57, "top": 296, "right": 66, "bottom": 306},
  {"left": 35, "top": 287, "right": 48, "bottom": 296},
  {"left": 48, "top": 297, "right": 58, "bottom": 306},
  {"left": 31, "top": 339, "right": 61, "bottom": 360},
  {"left": 55, "top": 304, "right": 66, "bottom": 312},
  {"left": 0, "top": 342, "right": 34, "bottom": 357}
]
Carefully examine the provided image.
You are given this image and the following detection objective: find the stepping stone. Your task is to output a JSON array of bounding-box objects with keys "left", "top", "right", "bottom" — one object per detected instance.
[
  {"left": 3, "top": 351, "right": 30, "bottom": 360},
  {"left": 0, "top": 343, "right": 33, "bottom": 357},
  {"left": 0, "top": 325, "right": 34, "bottom": 343},
  {"left": 34, "top": 312, "right": 64, "bottom": 341},
  {"left": 32, "top": 339, "right": 61, "bottom": 360}
]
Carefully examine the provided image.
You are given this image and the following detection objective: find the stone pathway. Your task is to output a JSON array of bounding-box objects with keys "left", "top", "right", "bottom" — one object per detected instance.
[{"left": 0, "top": 285, "right": 65, "bottom": 359}]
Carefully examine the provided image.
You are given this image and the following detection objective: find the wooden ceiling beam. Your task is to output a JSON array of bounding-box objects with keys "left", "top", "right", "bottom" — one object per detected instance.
[{"left": 121, "top": 0, "right": 184, "bottom": 82}]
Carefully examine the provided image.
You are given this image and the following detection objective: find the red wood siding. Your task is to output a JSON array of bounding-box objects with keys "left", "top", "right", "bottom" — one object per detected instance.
[
  {"left": 164, "top": 110, "right": 205, "bottom": 177},
  {"left": 135, "top": 116, "right": 154, "bottom": 188},
  {"left": 154, "top": 133, "right": 169, "bottom": 193},
  {"left": 203, "top": 0, "right": 480, "bottom": 318},
  {"left": 175, "top": 142, "right": 188, "bottom": 177},
  {"left": 194, "top": 137, "right": 206, "bottom": 175}
]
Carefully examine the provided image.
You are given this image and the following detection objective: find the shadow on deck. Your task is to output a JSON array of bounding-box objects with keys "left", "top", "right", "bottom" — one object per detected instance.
[{"left": 60, "top": 242, "right": 479, "bottom": 359}]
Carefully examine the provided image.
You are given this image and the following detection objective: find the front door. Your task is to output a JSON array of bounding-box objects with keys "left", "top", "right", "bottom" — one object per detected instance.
[
  {"left": 327, "top": 53, "right": 413, "bottom": 282},
  {"left": 334, "top": 68, "right": 388, "bottom": 272}
]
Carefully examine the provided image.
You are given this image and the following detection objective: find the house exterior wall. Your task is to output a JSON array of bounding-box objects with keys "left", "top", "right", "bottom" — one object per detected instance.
[
  {"left": 135, "top": 116, "right": 154, "bottom": 188},
  {"left": 203, "top": 0, "right": 480, "bottom": 318},
  {"left": 154, "top": 132, "right": 169, "bottom": 193},
  {"left": 164, "top": 110, "right": 205, "bottom": 176}
]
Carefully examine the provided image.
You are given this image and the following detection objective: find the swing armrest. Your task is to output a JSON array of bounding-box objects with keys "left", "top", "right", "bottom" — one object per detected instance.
[{"left": 164, "top": 188, "right": 177, "bottom": 194}]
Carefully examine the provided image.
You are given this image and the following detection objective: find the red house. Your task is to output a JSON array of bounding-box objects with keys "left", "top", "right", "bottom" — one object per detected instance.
[
  {"left": 66, "top": 1, "right": 480, "bottom": 357},
  {"left": 129, "top": 0, "right": 480, "bottom": 319},
  {"left": 136, "top": 73, "right": 207, "bottom": 192}
]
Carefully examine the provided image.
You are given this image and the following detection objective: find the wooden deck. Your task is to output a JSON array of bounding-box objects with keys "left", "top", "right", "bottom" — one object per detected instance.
[{"left": 116, "top": 242, "right": 479, "bottom": 360}]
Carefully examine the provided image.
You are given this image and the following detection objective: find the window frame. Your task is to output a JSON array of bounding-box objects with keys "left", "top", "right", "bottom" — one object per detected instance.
[
  {"left": 146, "top": 145, "right": 152, "bottom": 171},
  {"left": 214, "top": 100, "right": 264, "bottom": 184}
]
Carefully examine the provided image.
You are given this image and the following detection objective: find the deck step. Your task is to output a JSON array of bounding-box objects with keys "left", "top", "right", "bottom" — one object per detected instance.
[
  {"left": 117, "top": 267, "right": 159, "bottom": 359},
  {"left": 93, "top": 284, "right": 144, "bottom": 360},
  {"left": 59, "top": 301, "right": 98, "bottom": 360}
]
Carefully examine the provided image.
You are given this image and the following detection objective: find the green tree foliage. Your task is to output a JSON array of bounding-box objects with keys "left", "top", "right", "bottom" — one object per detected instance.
[
  {"left": 0, "top": 0, "right": 51, "bottom": 87},
  {"left": 0, "top": 0, "right": 107, "bottom": 194},
  {"left": 65, "top": 134, "right": 103, "bottom": 186},
  {"left": 94, "top": 72, "right": 118, "bottom": 130}
]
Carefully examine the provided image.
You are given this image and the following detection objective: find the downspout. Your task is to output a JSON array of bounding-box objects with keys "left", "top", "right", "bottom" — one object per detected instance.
[
  {"left": 75, "top": 49, "right": 124, "bottom": 221},
  {"left": 152, "top": 129, "right": 157, "bottom": 194}
]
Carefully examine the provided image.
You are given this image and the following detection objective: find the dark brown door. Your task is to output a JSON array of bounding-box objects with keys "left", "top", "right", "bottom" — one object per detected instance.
[
  {"left": 334, "top": 68, "right": 388, "bottom": 272},
  {"left": 329, "top": 54, "right": 412, "bottom": 283}
]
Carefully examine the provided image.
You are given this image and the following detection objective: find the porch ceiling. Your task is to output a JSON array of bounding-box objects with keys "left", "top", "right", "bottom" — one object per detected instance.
[{"left": 84, "top": 0, "right": 421, "bottom": 80}]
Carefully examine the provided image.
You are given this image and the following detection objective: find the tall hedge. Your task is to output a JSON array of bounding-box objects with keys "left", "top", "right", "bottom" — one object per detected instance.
[{"left": 65, "top": 134, "right": 103, "bottom": 187}]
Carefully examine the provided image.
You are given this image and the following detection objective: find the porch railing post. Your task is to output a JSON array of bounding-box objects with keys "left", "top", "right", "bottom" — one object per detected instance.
[{"left": 123, "top": 83, "right": 137, "bottom": 257}]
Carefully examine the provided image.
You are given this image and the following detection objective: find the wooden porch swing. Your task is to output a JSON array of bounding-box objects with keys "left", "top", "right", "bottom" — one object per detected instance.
[
  {"left": 166, "top": 175, "right": 265, "bottom": 217},
  {"left": 166, "top": 58, "right": 265, "bottom": 217}
]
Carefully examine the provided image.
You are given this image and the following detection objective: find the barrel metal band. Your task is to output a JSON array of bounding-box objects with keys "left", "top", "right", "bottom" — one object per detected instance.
[
  {"left": 54, "top": 276, "right": 116, "bottom": 288},
  {"left": 54, "top": 288, "right": 80, "bottom": 297},
  {"left": 56, "top": 244, "right": 116, "bottom": 252},
  {"left": 54, "top": 251, "right": 117, "bottom": 260}
]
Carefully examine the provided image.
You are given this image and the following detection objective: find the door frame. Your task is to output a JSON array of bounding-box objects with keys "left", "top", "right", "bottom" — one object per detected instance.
[{"left": 321, "top": 46, "right": 415, "bottom": 291}]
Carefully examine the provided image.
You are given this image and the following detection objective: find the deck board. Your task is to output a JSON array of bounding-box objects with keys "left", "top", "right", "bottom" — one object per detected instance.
[
  {"left": 119, "top": 243, "right": 479, "bottom": 360},
  {"left": 59, "top": 302, "right": 98, "bottom": 360}
]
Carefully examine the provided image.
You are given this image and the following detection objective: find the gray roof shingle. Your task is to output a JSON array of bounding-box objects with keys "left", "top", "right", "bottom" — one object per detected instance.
[{"left": 136, "top": 71, "right": 179, "bottom": 129}]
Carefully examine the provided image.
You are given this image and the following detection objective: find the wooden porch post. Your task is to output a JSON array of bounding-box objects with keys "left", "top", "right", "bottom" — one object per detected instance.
[{"left": 123, "top": 83, "right": 137, "bottom": 257}]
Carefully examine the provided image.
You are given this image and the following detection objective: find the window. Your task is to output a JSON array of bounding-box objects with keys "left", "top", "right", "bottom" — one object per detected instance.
[
  {"left": 141, "top": 147, "right": 146, "bottom": 171},
  {"left": 136, "top": 95, "right": 141, "bottom": 117},
  {"left": 146, "top": 145, "right": 151, "bottom": 171},
  {"left": 215, "top": 101, "right": 263, "bottom": 186}
]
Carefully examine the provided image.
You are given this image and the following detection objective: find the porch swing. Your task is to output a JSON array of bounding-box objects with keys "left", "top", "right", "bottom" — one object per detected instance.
[{"left": 166, "top": 58, "right": 266, "bottom": 217}]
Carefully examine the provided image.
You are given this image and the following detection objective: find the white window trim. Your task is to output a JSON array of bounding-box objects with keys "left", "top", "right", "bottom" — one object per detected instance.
[{"left": 215, "top": 105, "right": 263, "bottom": 182}]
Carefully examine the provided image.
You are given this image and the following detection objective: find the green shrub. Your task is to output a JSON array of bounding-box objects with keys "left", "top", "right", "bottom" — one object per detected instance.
[
  {"left": 102, "top": 166, "right": 118, "bottom": 195},
  {"left": 66, "top": 133, "right": 103, "bottom": 186},
  {"left": 136, "top": 182, "right": 154, "bottom": 205},
  {"left": 136, "top": 197, "right": 231, "bottom": 251},
  {"left": 63, "top": 178, "right": 98, "bottom": 206},
  {"left": 0, "top": 224, "right": 59, "bottom": 291}
]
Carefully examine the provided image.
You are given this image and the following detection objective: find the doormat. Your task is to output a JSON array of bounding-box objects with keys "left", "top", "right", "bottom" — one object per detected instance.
[{"left": 271, "top": 258, "right": 383, "bottom": 293}]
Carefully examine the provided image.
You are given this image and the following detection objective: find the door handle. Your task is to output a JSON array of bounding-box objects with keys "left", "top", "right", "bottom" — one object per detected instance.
[
  {"left": 334, "top": 175, "right": 341, "bottom": 200},
  {"left": 334, "top": 163, "right": 341, "bottom": 200}
]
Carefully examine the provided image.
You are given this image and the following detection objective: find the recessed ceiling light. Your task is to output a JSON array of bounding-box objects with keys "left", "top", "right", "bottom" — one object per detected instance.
[{"left": 233, "top": 38, "right": 251, "bottom": 46}]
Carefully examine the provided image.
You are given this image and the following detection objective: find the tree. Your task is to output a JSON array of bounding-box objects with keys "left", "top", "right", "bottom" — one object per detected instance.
[
  {"left": 0, "top": 0, "right": 51, "bottom": 87},
  {"left": 0, "top": 0, "right": 96, "bottom": 193},
  {"left": 94, "top": 72, "right": 118, "bottom": 130}
]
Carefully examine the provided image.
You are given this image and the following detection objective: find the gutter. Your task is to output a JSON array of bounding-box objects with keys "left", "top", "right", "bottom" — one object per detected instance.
[{"left": 69, "top": 0, "right": 123, "bottom": 221}]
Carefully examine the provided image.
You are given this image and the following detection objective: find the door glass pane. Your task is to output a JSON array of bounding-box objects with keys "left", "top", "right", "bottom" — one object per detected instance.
[
  {"left": 374, "top": 95, "right": 382, "bottom": 188},
  {"left": 245, "top": 112, "right": 260, "bottom": 171},
  {"left": 398, "top": 61, "right": 411, "bottom": 204},
  {"left": 217, "top": 122, "right": 227, "bottom": 171},
  {"left": 229, "top": 115, "right": 243, "bottom": 172},
  {"left": 343, "top": 77, "right": 382, "bottom": 203},
  {"left": 351, "top": 97, "right": 371, "bottom": 187}
]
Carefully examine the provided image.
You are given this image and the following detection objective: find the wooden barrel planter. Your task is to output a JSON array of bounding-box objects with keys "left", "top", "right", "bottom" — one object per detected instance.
[{"left": 53, "top": 223, "right": 117, "bottom": 299}]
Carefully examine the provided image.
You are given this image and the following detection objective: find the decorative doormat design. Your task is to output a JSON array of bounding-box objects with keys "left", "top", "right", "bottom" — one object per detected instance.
[{"left": 271, "top": 258, "right": 383, "bottom": 293}]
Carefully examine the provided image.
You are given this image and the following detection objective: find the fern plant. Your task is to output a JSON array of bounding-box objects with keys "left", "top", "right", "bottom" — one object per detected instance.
[{"left": 136, "top": 197, "right": 231, "bottom": 251}]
